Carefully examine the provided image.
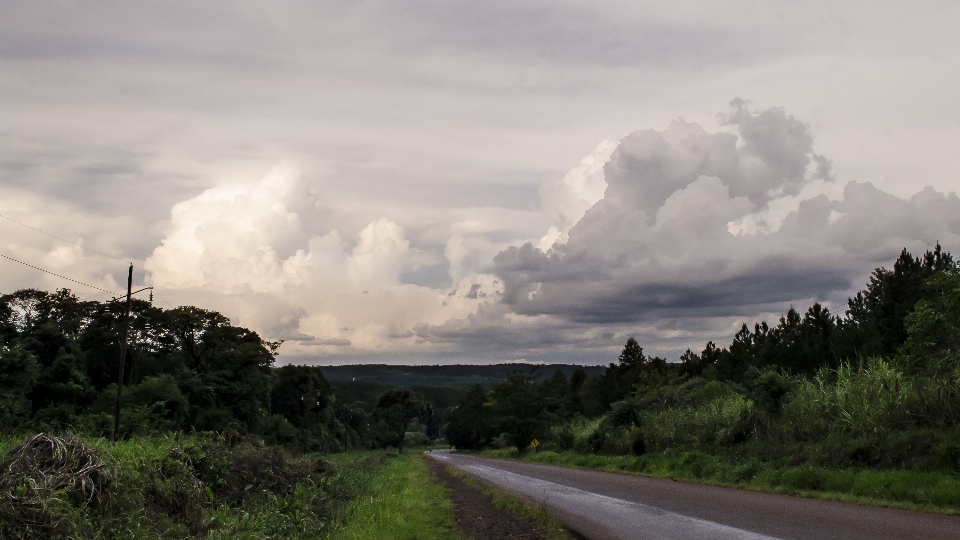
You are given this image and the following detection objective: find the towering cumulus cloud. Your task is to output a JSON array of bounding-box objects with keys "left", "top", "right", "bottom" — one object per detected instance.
[
  {"left": 143, "top": 163, "right": 503, "bottom": 358},
  {"left": 141, "top": 102, "right": 960, "bottom": 362},
  {"left": 144, "top": 163, "right": 429, "bottom": 350},
  {"left": 414, "top": 101, "right": 960, "bottom": 359}
]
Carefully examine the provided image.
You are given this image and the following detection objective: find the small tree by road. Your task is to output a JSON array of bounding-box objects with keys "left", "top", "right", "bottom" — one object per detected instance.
[{"left": 374, "top": 388, "right": 432, "bottom": 453}]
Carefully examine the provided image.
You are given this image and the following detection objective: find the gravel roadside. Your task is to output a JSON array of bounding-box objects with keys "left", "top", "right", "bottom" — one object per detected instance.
[{"left": 426, "top": 454, "right": 551, "bottom": 540}]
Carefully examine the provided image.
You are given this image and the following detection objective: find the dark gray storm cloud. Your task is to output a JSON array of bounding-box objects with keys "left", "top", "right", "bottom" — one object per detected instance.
[
  {"left": 413, "top": 102, "right": 960, "bottom": 358},
  {"left": 494, "top": 103, "right": 960, "bottom": 323}
]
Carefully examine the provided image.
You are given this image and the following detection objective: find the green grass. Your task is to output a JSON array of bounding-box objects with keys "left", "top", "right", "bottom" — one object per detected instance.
[
  {"left": 325, "top": 451, "right": 463, "bottom": 540},
  {"left": 477, "top": 448, "right": 960, "bottom": 515},
  {"left": 444, "top": 465, "right": 577, "bottom": 540},
  {"left": 1, "top": 433, "right": 364, "bottom": 539},
  {"left": 1, "top": 432, "right": 467, "bottom": 539}
]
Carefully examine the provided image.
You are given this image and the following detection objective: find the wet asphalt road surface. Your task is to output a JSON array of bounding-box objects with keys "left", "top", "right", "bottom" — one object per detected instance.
[{"left": 427, "top": 451, "right": 960, "bottom": 540}]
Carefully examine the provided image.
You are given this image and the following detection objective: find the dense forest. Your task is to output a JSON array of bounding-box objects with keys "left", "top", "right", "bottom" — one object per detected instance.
[
  {"left": 446, "top": 244, "right": 960, "bottom": 473},
  {"left": 0, "top": 290, "right": 425, "bottom": 451},
  {"left": 2, "top": 244, "right": 959, "bottom": 474}
]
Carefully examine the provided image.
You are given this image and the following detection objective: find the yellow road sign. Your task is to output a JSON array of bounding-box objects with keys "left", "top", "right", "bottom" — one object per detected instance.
[{"left": 530, "top": 439, "right": 540, "bottom": 448}]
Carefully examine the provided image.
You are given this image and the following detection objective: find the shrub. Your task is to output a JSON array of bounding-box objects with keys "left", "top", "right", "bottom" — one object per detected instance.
[
  {"left": 0, "top": 433, "right": 109, "bottom": 538},
  {"left": 644, "top": 393, "right": 755, "bottom": 450},
  {"left": 782, "top": 358, "right": 960, "bottom": 442},
  {"left": 404, "top": 431, "right": 430, "bottom": 448}
]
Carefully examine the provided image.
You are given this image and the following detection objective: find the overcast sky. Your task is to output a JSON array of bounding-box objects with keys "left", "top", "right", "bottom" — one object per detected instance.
[{"left": 2, "top": 1, "right": 959, "bottom": 365}]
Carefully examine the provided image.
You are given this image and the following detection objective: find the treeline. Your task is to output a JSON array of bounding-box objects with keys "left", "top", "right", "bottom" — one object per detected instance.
[
  {"left": 3, "top": 243, "right": 958, "bottom": 466},
  {"left": 0, "top": 290, "right": 432, "bottom": 452},
  {"left": 446, "top": 245, "right": 960, "bottom": 471}
]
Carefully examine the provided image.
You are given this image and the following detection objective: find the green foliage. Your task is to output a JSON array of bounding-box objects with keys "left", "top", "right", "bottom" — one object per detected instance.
[
  {"left": 644, "top": 393, "right": 755, "bottom": 450},
  {"left": 374, "top": 388, "right": 432, "bottom": 453},
  {"left": 0, "top": 340, "right": 39, "bottom": 430},
  {"left": 595, "top": 338, "right": 650, "bottom": 409},
  {"left": 743, "top": 367, "right": 792, "bottom": 414},
  {"left": 715, "top": 304, "right": 837, "bottom": 381},
  {"left": 486, "top": 370, "right": 558, "bottom": 452},
  {"left": 326, "top": 452, "right": 462, "bottom": 540},
  {"left": 445, "top": 384, "right": 489, "bottom": 450},
  {"left": 783, "top": 358, "right": 960, "bottom": 440},
  {"left": 617, "top": 337, "right": 645, "bottom": 370},
  {"left": 270, "top": 365, "right": 343, "bottom": 451},
  {"left": 0, "top": 432, "right": 361, "bottom": 539},
  {"left": 0, "top": 288, "right": 359, "bottom": 450},
  {"left": 0, "top": 433, "right": 109, "bottom": 538},
  {"left": 901, "top": 267, "right": 960, "bottom": 373},
  {"left": 834, "top": 243, "right": 955, "bottom": 361},
  {"left": 480, "top": 448, "right": 960, "bottom": 514}
]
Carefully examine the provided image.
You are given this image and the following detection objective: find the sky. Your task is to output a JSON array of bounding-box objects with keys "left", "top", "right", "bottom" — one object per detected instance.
[{"left": 2, "top": 1, "right": 960, "bottom": 365}]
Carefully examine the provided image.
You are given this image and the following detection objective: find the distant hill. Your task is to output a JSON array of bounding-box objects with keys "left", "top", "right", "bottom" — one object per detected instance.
[{"left": 317, "top": 363, "right": 606, "bottom": 388}]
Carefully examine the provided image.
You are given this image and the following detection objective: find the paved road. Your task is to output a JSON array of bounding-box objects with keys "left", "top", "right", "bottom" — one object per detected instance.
[{"left": 427, "top": 451, "right": 960, "bottom": 540}]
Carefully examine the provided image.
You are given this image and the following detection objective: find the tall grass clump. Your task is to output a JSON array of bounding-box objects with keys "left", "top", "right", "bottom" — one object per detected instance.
[
  {"left": 0, "top": 432, "right": 365, "bottom": 539},
  {"left": 783, "top": 358, "right": 960, "bottom": 442},
  {"left": 550, "top": 415, "right": 602, "bottom": 452},
  {"left": 645, "top": 393, "right": 755, "bottom": 450},
  {"left": 0, "top": 433, "right": 110, "bottom": 538}
]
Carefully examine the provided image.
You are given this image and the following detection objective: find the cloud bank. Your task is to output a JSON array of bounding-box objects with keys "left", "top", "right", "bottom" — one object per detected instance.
[
  {"left": 413, "top": 101, "right": 960, "bottom": 359},
  {"left": 5, "top": 100, "right": 959, "bottom": 364},
  {"left": 141, "top": 162, "right": 506, "bottom": 358}
]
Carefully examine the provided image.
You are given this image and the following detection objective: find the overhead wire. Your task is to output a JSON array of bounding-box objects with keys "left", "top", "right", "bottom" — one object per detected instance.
[
  {"left": 0, "top": 253, "right": 121, "bottom": 296},
  {"left": 0, "top": 213, "right": 176, "bottom": 308},
  {"left": 0, "top": 213, "right": 132, "bottom": 263}
]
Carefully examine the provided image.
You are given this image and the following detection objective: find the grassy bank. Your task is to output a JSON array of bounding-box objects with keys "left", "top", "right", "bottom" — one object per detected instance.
[
  {"left": 0, "top": 432, "right": 386, "bottom": 539},
  {"left": 325, "top": 451, "right": 462, "bottom": 540},
  {"left": 477, "top": 448, "right": 960, "bottom": 514}
]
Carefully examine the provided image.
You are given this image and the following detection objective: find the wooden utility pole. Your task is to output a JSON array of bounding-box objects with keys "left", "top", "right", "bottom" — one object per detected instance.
[{"left": 113, "top": 264, "right": 133, "bottom": 442}]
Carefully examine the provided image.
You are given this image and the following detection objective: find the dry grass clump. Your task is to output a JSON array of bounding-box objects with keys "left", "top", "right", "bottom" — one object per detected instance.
[
  {"left": 0, "top": 432, "right": 363, "bottom": 538},
  {"left": 218, "top": 442, "right": 322, "bottom": 505},
  {"left": 143, "top": 443, "right": 211, "bottom": 534},
  {"left": 0, "top": 433, "right": 110, "bottom": 538}
]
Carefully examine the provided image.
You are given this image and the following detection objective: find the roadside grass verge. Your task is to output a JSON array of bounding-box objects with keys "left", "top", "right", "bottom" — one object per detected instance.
[
  {"left": 476, "top": 449, "right": 960, "bottom": 515},
  {"left": 0, "top": 432, "right": 366, "bottom": 539},
  {"left": 325, "top": 451, "right": 463, "bottom": 540},
  {"left": 444, "top": 465, "right": 578, "bottom": 540}
]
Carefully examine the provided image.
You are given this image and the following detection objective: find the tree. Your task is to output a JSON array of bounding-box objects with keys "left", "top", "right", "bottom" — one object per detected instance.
[
  {"left": 901, "top": 268, "right": 960, "bottom": 373},
  {"left": 486, "top": 370, "right": 552, "bottom": 452},
  {"left": 271, "top": 365, "right": 333, "bottom": 428},
  {"left": 597, "top": 338, "right": 648, "bottom": 409},
  {"left": 565, "top": 368, "right": 588, "bottom": 415},
  {"left": 618, "top": 338, "right": 645, "bottom": 369},
  {"left": 374, "top": 388, "right": 432, "bottom": 453},
  {"left": 445, "top": 384, "right": 489, "bottom": 450},
  {"left": 0, "top": 340, "right": 39, "bottom": 430},
  {"left": 158, "top": 306, "right": 279, "bottom": 432},
  {"left": 271, "top": 365, "right": 336, "bottom": 448},
  {"left": 833, "top": 244, "right": 955, "bottom": 360}
]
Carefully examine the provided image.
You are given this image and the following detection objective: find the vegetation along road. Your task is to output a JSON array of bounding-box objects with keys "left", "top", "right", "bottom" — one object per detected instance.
[{"left": 429, "top": 451, "right": 960, "bottom": 540}]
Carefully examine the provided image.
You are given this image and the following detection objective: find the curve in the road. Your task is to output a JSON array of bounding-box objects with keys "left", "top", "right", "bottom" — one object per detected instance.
[{"left": 428, "top": 451, "right": 960, "bottom": 540}]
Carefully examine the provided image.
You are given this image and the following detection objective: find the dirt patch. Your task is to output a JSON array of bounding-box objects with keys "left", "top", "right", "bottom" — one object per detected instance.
[{"left": 426, "top": 455, "right": 549, "bottom": 540}]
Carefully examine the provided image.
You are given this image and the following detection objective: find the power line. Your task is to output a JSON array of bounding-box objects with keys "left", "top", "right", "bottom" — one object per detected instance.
[
  {"left": 0, "top": 253, "right": 121, "bottom": 296},
  {"left": 0, "top": 213, "right": 131, "bottom": 263},
  {"left": 144, "top": 278, "right": 175, "bottom": 309},
  {"left": 0, "top": 212, "right": 176, "bottom": 309}
]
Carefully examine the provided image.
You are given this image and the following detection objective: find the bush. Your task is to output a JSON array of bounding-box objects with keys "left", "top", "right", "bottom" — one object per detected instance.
[
  {"left": 644, "top": 393, "right": 755, "bottom": 450},
  {"left": 403, "top": 431, "right": 430, "bottom": 448},
  {"left": 0, "top": 432, "right": 351, "bottom": 539},
  {"left": 782, "top": 358, "right": 960, "bottom": 442},
  {"left": 0, "top": 433, "right": 109, "bottom": 539}
]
